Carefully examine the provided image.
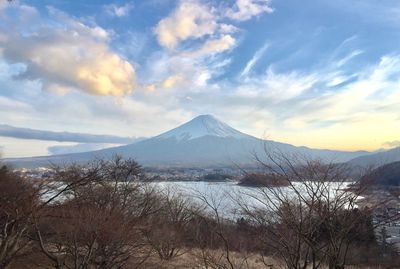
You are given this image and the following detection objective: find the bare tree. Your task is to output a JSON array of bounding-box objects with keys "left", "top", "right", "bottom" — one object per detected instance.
[
  {"left": 191, "top": 190, "right": 254, "bottom": 269},
  {"left": 0, "top": 165, "right": 39, "bottom": 268},
  {"left": 236, "top": 150, "right": 377, "bottom": 269},
  {"left": 34, "top": 156, "right": 159, "bottom": 269},
  {"left": 143, "top": 187, "right": 198, "bottom": 260},
  {"left": 0, "top": 158, "right": 101, "bottom": 269}
]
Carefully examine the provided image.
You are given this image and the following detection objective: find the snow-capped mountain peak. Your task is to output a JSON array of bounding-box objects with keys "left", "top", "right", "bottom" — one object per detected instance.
[
  {"left": 5, "top": 114, "right": 372, "bottom": 168},
  {"left": 154, "top": 114, "right": 251, "bottom": 141}
]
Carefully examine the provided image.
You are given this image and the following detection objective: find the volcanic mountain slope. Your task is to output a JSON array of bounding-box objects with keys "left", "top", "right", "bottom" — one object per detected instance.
[
  {"left": 360, "top": 161, "right": 400, "bottom": 187},
  {"left": 348, "top": 147, "right": 400, "bottom": 167},
  {"left": 5, "top": 115, "right": 371, "bottom": 168}
]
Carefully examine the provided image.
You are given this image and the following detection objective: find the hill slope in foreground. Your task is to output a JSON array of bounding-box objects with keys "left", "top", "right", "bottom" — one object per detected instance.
[{"left": 360, "top": 161, "right": 400, "bottom": 187}]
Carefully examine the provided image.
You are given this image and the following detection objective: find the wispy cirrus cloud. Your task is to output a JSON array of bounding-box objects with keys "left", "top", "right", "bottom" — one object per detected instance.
[
  {"left": 1, "top": 0, "right": 400, "bottom": 157},
  {"left": 240, "top": 42, "right": 269, "bottom": 77}
]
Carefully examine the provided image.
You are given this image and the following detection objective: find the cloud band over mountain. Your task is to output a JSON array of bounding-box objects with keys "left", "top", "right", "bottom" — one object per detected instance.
[{"left": 0, "top": 124, "right": 140, "bottom": 144}]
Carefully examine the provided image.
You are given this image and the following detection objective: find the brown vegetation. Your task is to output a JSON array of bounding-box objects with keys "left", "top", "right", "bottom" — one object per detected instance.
[{"left": 1, "top": 154, "right": 399, "bottom": 269}]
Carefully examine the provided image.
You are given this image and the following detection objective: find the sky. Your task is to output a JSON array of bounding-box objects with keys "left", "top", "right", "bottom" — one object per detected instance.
[{"left": 0, "top": 0, "right": 399, "bottom": 157}]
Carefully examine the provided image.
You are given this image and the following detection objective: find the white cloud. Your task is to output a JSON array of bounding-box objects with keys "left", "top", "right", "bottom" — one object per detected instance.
[
  {"left": 335, "top": 50, "right": 364, "bottom": 67},
  {"left": 240, "top": 42, "right": 269, "bottom": 77},
  {"left": 151, "top": 0, "right": 275, "bottom": 86},
  {"left": 104, "top": 2, "right": 134, "bottom": 17},
  {"left": 0, "top": 96, "right": 33, "bottom": 115},
  {"left": 161, "top": 51, "right": 400, "bottom": 151},
  {"left": 309, "top": 55, "right": 400, "bottom": 120},
  {"left": 151, "top": 1, "right": 247, "bottom": 91},
  {"left": 143, "top": 76, "right": 182, "bottom": 91},
  {"left": 191, "top": 34, "right": 236, "bottom": 57},
  {"left": 383, "top": 140, "right": 400, "bottom": 148},
  {"left": 0, "top": 137, "right": 78, "bottom": 158},
  {"left": 3, "top": 1, "right": 398, "bottom": 154},
  {"left": 262, "top": 55, "right": 400, "bottom": 150},
  {"left": 162, "top": 74, "right": 184, "bottom": 89},
  {"left": 0, "top": 81, "right": 194, "bottom": 157},
  {"left": 154, "top": 0, "right": 240, "bottom": 56},
  {"left": 0, "top": 5, "right": 136, "bottom": 96},
  {"left": 234, "top": 68, "right": 317, "bottom": 104},
  {"left": 141, "top": 47, "right": 233, "bottom": 94},
  {"left": 154, "top": 0, "right": 218, "bottom": 49},
  {"left": 48, "top": 143, "right": 120, "bottom": 155},
  {"left": 219, "top": 23, "right": 238, "bottom": 34},
  {"left": 226, "top": 0, "right": 273, "bottom": 21},
  {"left": 0, "top": 2, "right": 38, "bottom": 20}
]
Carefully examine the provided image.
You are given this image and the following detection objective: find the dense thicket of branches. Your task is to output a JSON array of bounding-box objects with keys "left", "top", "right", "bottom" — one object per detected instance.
[
  {"left": 0, "top": 165, "right": 39, "bottom": 268},
  {"left": 0, "top": 154, "right": 399, "bottom": 269},
  {"left": 35, "top": 158, "right": 157, "bottom": 269}
]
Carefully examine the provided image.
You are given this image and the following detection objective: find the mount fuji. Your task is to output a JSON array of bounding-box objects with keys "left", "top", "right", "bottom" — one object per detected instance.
[
  {"left": 5, "top": 115, "right": 371, "bottom": 168},
  {"left": 154, "top": 114, "right": 251, "bottom": 141}
]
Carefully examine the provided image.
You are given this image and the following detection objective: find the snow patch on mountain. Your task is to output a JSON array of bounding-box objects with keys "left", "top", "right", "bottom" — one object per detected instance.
[{"left": 154, "top": 115, "right": 251, "bottom": 141}]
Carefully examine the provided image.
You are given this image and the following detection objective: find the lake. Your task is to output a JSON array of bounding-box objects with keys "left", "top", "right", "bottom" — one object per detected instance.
[{"left": 152, "top": 181, "right": 354, "bottom": 218}]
